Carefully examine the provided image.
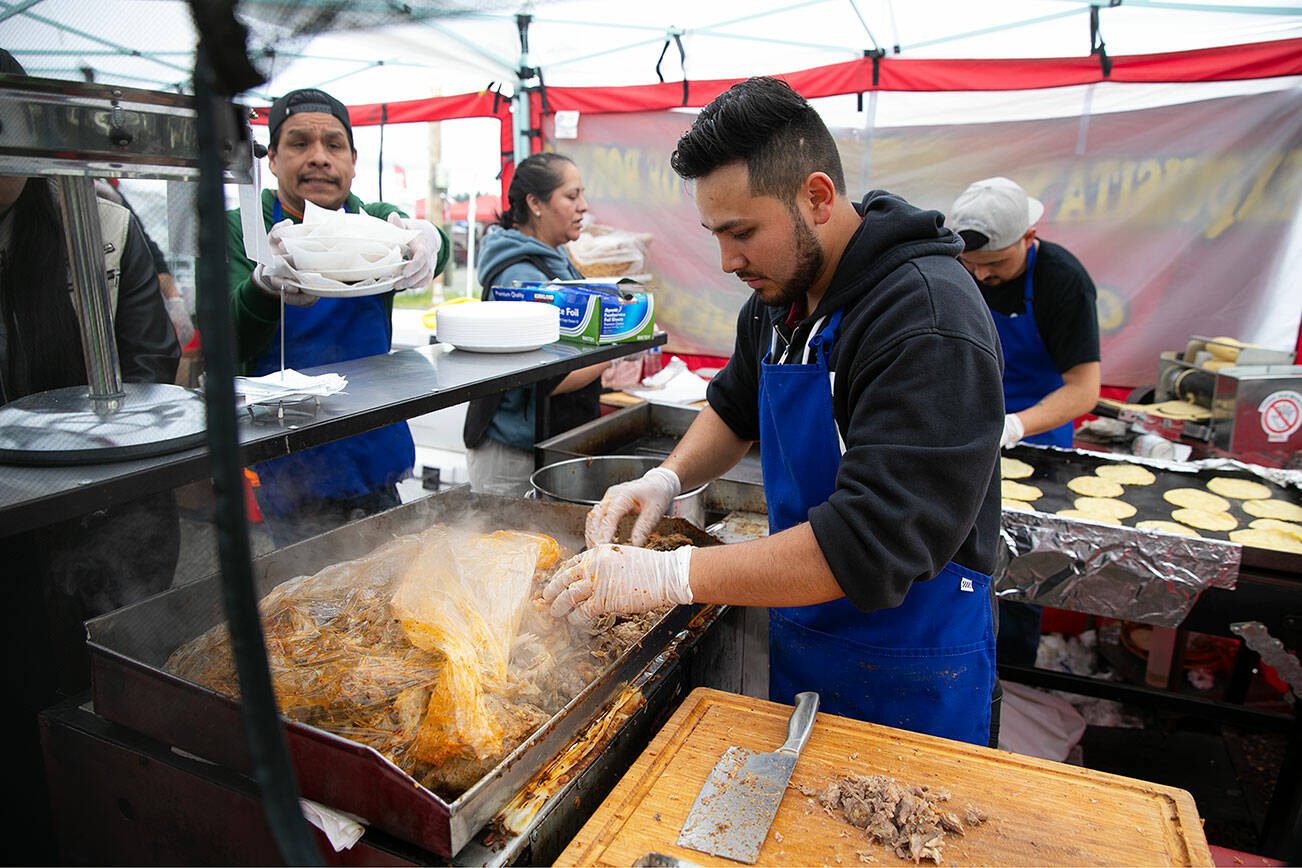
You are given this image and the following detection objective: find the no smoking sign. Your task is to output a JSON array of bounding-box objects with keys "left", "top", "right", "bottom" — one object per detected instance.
[{"left": 1257, "top": 390, "right": 1302, "bottom": 442}]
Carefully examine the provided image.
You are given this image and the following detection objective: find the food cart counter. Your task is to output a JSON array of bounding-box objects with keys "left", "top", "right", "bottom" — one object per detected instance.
[{"left": 0, "top": 337, "right": 663, "bottom": 538}]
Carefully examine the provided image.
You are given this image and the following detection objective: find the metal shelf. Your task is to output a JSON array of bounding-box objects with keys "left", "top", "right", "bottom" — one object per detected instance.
[{"left": 0, "top": 336, "right": 663, "bottom": 538}]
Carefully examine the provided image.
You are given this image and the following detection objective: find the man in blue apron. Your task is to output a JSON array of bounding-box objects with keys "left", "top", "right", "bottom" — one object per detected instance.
[
  {"left": 543, "top": 77, "right": 1005, "bottom": 747},
  {"left": 949, "top": 177, "right": 1100, "bottom": 450},
  {"left": 949, "top": 177, "right": 1101, "bottom": 665},
  {"left": 224, "top": 88, "right": 449, "bottom": 545}
]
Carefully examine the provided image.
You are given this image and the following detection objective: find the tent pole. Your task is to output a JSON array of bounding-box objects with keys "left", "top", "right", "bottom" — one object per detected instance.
[
  {"left": 466, "top": 193, "right": 478, "bottom": 297},
  {"left": 514, "top": 12, "right": 534, "bottom": 161},
  {"left": 513, "top": 89, "right": 532, "bottom": 161}
]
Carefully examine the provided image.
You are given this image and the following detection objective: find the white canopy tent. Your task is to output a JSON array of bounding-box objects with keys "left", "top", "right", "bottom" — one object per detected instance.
[
  {"left": 6, "top": 0, "right": 1301, "bottom": 97},
  {"left": 6, "top": 2, "right": 1300, "bottom": 191}
]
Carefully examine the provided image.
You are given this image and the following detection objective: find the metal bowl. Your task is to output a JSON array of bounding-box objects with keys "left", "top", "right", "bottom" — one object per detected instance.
[{"left": 529, "top": 455, "right": 706, "bottom": 528}]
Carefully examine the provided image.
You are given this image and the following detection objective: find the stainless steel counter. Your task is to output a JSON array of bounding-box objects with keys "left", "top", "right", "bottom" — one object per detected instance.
[{"left": 0, "top": 337, "right": 662, "bottom": 537}]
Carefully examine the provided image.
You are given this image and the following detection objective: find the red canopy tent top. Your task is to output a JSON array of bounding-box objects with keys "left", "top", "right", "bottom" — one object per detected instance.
[
  {"left": 246, "top": 36, "right": 1302, "bottom": 200},
  {"left": 443, "top": 194, "right": 502, "bottom": 222}
]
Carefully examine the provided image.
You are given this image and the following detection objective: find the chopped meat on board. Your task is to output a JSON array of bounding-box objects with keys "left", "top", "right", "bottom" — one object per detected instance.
[{"left": 817, "top": 774, "right": 987, "bottom": 864}]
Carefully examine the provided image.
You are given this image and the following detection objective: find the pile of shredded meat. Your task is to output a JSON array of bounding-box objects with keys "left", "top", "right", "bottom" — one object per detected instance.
[
  {"left": 809, "top": 774, "right": 987, "bottom": 864},
  {"left": 165, "top": 525, "right": 681, "bottom": 800}
]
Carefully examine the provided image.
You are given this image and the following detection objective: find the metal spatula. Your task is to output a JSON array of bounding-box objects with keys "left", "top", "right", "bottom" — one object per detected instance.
[{"left": 677, "top": 691, "right": 819, "bottom": 864}]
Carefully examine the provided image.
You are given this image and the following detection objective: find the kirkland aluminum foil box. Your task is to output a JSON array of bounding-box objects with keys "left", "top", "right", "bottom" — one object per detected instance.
[{"left": 489, "top": 280, "right": 655, "bottom": 345}]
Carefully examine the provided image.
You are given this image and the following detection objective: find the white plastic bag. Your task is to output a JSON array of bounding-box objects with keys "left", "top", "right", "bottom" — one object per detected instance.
[
  {"left": 602, "top": 351, "right": 645, "bottom": 389},
  {"left": 566, "top": 226, "right": 651, "bottom": 277},
  {"left": 997, "top": 680, "right": 1087, "bottom": 761}
]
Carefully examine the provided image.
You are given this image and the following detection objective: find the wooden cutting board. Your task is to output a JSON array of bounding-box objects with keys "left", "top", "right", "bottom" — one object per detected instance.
[{"left": 558, "top": 688, "right": 1212, "bottom": 867}]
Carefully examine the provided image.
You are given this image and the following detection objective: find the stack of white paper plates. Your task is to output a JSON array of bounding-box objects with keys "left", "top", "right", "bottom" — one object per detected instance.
[{"left": 435, "top": 301, "right": 560, "bottom": 353}]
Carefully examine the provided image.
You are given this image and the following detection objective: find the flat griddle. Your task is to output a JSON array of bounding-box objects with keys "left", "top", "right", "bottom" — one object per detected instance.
[{"left": 1002, "top": 444, "right": 1301, "bottom": 572}]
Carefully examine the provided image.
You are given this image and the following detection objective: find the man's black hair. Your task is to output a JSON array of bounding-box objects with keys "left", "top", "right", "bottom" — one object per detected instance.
[{"left": 670, "top": 76, "right": 845, "bottom": 199}]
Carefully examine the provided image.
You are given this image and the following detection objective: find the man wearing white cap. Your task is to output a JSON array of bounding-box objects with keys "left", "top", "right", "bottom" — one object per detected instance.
[
  {"left": 949, "top": 177, "right": 1100, "bottom": 450},
  {"left": 951, "top": 177, "right": 1100, "bottom": 667}
]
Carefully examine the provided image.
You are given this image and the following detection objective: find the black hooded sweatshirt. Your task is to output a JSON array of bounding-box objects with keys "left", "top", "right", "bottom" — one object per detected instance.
[{"left": 706, "top": 191, "right": 1004, "bottom": 612}]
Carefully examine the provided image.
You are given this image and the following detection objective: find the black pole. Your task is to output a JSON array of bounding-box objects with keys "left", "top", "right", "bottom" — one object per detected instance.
[
  {"left": 516, "top": 12, "right": 532, "bottom": 57},
  {"left": 377, "top": 103, "right": 387, "bottom": 202},
  {"left": 192, "top": 40, "right": 322, "bottom": 868}
]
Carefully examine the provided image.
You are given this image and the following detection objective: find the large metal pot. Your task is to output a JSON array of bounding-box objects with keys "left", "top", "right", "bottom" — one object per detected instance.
[{"left": 529, "top": 455, "right": 707, "bottom": 528}]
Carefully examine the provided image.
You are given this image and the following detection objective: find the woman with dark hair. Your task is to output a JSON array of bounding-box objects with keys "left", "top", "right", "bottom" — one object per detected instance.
[
  {"left": 0, "top": 169, "right": 182, "bottom": 861},
  {"left": 462, "top": 152, "right": 610, "bottom": 495}
]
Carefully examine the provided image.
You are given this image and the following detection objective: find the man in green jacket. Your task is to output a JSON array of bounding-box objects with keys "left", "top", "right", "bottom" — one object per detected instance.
[{"left": 225, "top": 88, "right": 449, "bottom": 544}]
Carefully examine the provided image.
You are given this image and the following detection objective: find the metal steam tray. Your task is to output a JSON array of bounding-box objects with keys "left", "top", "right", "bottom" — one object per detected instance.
[
  {"left": 537, "top": 402, "right": 768, "bottom": 517},
  {"left": 85, "top": 489, "right": 722, "bottom": 857}
]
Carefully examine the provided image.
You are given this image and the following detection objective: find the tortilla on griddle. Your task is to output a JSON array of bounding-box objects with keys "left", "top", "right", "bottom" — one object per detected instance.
[
  {"left": 1163, "top": 487, "right": 1231, "bottom": 513},
  {"left": 1002, "top": 498, "right": 1035, "bottom": 512},
  {"left": 1094, "top": 463, "right": 1156, "bottom": 486},
  {"left": 1171, "top": 507, "right": 1238, "bottom": 532},
  {"left": 1249, "top": 518, "right": 1302, "bottom": 541},
  {"left": 1242, "top": 499, "right": 1302, "bottom": 523},
  {"left": 1001, "top": 480, "right": 1043, "bottom": 502},
  {"left": 1136, "top": 520, "right": 1202, "bottom": 538},
  {"left": 1066, "top": 475, "right": 1125, "bottom": 498},
  {"left": 1000, "top": 457, "right": 1034, "bottom": 480},
  {"left": 1073, "top": 496, "right": 1138, "bottom": 520},
  {"left": 1206, "top": 477, "right": 1272, "bottom": 501},
  {"left": 1056, "top": 508, "right": 1122, "bottom": 526},
  {"left": 1229, "top": 528, "right": 1302, "bottom": 554}
]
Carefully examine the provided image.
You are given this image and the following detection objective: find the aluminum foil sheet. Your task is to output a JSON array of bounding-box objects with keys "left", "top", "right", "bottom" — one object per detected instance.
[
  {"left": 996, "top": 510, "right": 1241, "bottom": 628},
  {"left": 1185, "top": 457, "right": 1302, "bottom": 490},
  {"left": 1231, "top": 622, "right": 1302, "bottom": 700},
  {"left": 708, "top": 510, "right": 770, "bottom": 543}
]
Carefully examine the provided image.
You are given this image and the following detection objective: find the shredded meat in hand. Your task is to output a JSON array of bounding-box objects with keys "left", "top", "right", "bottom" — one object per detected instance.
[{"left": 644, "top": 531, "right": 693, "bottom": 551}]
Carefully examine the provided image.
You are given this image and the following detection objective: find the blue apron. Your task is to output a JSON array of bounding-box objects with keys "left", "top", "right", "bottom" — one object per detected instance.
[
  {"left": 991, "top": 242, "right": 1073, "bottom": 448},
  {"left": 761, "top": 309, "right": 996, "bottom": 746},
  {"left": 250, "top": 198, "right": 413, "bottom": 517}
]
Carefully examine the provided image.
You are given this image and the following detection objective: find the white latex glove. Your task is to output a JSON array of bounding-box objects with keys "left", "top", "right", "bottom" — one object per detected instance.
[
  {"left": 391, "top": 214, "right": 441, "bottom": 291},
  {"left": 1001, "top": 412, "right": 1025, "bottom": 448},
  {"left": 542, "top": 544, "right": 694, "bottom": 625},
  {"left": 585, "top": 466, "right": 682, "bottom": 548},
  {"left": 253, "top": 261, "right": 317, "bottom": 307},
  {"left": 252, "top": 219, "right": 317, "bottom": 307},
  {"left": 162, "top": 296, "right": 195, "bottom": 348},
  {"left": 265, "top": 217, "right": 292, "bottom": 258}
]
